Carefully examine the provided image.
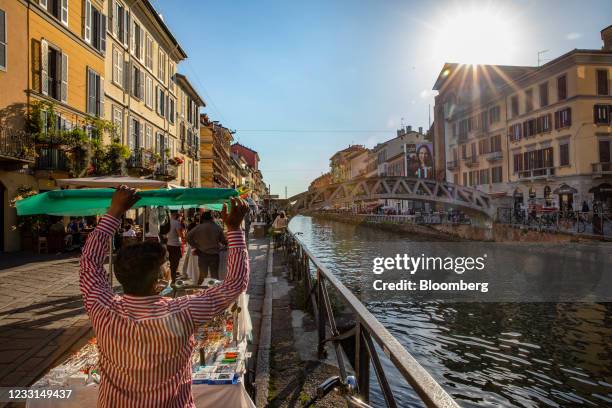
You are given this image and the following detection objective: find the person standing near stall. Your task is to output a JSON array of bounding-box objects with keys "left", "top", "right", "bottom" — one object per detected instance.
[
  {"left": 166, "top": 211, "right": 185, "bottom": 283},
  {"left": 187, "top": 211, "right": 227, "bottom": 282},
  {"left": 79, "top": 186, "right": 249, "bottom": 407}
]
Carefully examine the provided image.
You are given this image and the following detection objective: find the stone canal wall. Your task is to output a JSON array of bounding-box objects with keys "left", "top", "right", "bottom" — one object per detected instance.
[{"left": 307, "top": 212, "right": 606, "bottom": 242}]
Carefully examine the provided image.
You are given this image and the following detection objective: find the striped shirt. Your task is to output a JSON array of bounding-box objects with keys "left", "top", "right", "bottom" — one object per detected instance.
[{"left": 79, "top": 214, "right": 249, "bottom": 408}]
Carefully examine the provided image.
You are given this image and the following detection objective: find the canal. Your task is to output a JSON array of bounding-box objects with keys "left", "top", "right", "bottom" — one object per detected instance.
[{"left": 288, "top": 215, "right": 611, "bottom": 408}]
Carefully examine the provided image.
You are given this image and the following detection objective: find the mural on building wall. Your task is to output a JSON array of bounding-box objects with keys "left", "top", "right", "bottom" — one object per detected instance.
[{"left": 406, "top": 143, "right": 434, "bottom": 179}]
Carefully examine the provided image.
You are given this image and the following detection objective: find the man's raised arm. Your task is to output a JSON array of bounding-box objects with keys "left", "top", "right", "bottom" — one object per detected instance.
[
  {"left": 79, "top": 186, "right": 140, "bottom": 312},
  {"left": 186, "top": 198, "right": 250, "bottom": 326}
]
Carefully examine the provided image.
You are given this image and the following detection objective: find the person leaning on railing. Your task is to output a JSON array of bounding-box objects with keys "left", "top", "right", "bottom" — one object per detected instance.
[{"left": 79, "top": 186, "right": 250, "bottom": 407}]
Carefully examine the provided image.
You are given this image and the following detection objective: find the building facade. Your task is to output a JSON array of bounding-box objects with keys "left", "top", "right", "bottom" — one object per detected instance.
[
  {"left": 433, "top": 27, "right": 612, "bottom": 212},
  {"left": 175, "top": 73, "right": 204, "bottom": 187}
]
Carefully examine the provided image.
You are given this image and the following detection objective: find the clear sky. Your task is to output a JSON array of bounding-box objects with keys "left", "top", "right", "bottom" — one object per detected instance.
[{"left": 151, "top": 0, "right": 612, "bottom": 197}]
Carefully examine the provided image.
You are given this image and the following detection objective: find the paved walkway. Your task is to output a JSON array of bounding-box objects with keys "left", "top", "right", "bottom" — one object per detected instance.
[{"left": 0, "top": 237, "right": 269, "bottom": 406}]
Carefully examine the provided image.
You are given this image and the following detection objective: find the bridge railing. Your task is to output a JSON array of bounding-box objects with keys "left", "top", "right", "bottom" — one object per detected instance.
[{"left": 282, "top": 231, "right": 460, "bottom": 408}]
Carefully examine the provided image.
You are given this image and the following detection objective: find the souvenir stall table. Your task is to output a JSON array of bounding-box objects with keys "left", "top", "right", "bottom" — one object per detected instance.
[{"left": 16, "top": 183, "right": 255, "bottom": 407}]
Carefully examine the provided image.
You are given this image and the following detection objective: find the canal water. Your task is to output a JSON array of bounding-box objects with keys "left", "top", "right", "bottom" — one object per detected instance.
[{"left": 288, "top": 215, "right": 612, "bottom": 408}]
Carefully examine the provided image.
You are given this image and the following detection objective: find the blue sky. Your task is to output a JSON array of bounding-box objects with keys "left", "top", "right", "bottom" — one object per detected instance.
[{"left": 151, "top": 0, "right": 612, "bottom": 197}]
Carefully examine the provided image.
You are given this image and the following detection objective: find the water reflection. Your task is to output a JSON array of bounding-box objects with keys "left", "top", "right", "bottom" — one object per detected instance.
[{"left": 289, "top": 215, "right": 612, "bottom": 407}]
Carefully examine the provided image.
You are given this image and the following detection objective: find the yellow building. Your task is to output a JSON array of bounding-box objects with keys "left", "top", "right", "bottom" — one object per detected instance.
[
  {"left": 1, "top": 0, "right": 108, "bottom": 251},
  {"left": 199, "top": 113, "right": 214, "bottom": 187},
  {"left": 433, "top": 26, "right": 612, "bottom": 212},
  {"left": 104, "top": 0, "right": 188, "bottom": 184},
  {"left": 175, "top": 73, "right": 204, "bottom": 187}
]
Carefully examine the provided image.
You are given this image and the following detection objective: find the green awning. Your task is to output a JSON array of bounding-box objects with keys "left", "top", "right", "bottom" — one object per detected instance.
[{"left": 16, "top": 188, "right": 239, "bottom": 216}]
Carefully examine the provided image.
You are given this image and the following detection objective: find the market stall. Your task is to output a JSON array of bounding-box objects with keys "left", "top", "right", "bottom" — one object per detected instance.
[{"left": 15, "top": 185, "right": 255, "bottom": 407}]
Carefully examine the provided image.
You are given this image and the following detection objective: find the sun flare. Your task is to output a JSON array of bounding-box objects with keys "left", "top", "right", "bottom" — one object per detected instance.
[{"left": 433, "top": 6, "right": 519, "bottom": 65}]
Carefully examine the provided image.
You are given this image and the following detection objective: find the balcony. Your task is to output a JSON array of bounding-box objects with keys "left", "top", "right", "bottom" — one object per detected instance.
[
  {"left": 126, "top": 148, "right": 154, "bottom": 170},
  {"left": 592, "top": 162, "right": 612, "bottom": 177},
  {"left": 0, "top": 128, "right": 35, "bottom": 164},
  {"left": 446, "top": 160, "right": 459, "bottom": 170},
  {"left": 518, "top": 167, "right": 555, "bottom": 180},
  {"left": 464, "top": 156, "right": 480, "bottom": 168},
  {"left": 155, "top": 161, "right": 178, "bottom": 181},
  {"left": 35, "top": 145, "right": 69, "bottom": 171},
  {"left": 486, "top": 151, "right": 503, "bottom": 163}
]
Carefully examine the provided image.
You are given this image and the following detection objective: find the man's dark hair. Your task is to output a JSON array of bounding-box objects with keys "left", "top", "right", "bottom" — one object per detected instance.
[
  {"left": 201, "top": 211, "right": 213, "bottom": 221},
  {"left": 114, "top": 242, "right": 167, "bottom": 295}
]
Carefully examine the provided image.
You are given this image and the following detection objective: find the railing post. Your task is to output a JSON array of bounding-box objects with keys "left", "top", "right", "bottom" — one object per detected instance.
[
  {"left": 317, "top": 269, "right": 326, "bottom": 358},
  {"left": 355, "top": 321, "right": 370, "bottom": 403}
]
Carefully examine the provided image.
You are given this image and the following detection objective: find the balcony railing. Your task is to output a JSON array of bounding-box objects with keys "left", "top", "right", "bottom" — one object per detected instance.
[
  {"left": 464, "top": 156, "right": 480, "bottom": 167},
  {"left": 446, "top": 160, "right": 459, "bottom": 170},
  {"left": 155, "top": 161, "right": 178, "bottom": 180},
  {"left": 486, "top": 151, "right": 503, "bottom": 162},
  {"left": 0, "top": 128, "right": 35, "bottom": 163},
  {"left": 592, "top": 162, "right": 612, "bottom": 176},
  {"left": 35, "top": 145, "right": 69, "bottom": 171},
  {"left": 126, "top": 148, "right": 153, "bottom": 170},
  {"left": 518, "top": 167, "right": 555, "bottom": 180}
]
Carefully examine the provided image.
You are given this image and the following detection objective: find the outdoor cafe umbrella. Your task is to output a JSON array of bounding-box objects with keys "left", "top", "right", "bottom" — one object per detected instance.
[{"left": 15, "top": 187, "right": 239, "bottom": 216}]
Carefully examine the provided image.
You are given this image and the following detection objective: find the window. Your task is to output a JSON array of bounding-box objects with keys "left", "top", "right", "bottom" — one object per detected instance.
[
  {"left": 490, "top": 134, "right": 501, "bottom": 152},
  {"left": 594, "top": 104, "right": 610, "bottom": 125},
  {"left": 508, "top": 123, "right": 522, "bottom": 142},
  {"left": 597, "top": 69, "right": 609, "bottom": 96},
  {"left": 131, "top": 64, "right": 143, "bottom": 99},
  {"left": 479, "top": 169, "right": 489, "bottom": 185},
  {"left": 0, "top": 9, "right": 6, "bottom": 70},
  {"left": 522, "top": 147, "right": 554, "bottom": 172},
  {"left": 112, "top": 46, "right": 123, "bottom": 87},
  {"left": 112, "top": 106, "right": 123, "bottom": 140},
  {"left": 525, "top": 89, "right": 533, "bottom": 113},
  {"left": 599, "top": 140, "right": 611, "bottom": 163},
  {"left": 128, "top": 118, "right": 142, "bottom": 150},
  {"left": 40, "top": 0, "right": 68, "bottom": 26},
  {"left": 169, "top": 62, "right": 175, "bottom": 93},
  {"left": 40, "top": 41, "right": 68, "bottom": 103},
  {"left": 523, "top": 118, "right": 537, "bottom": 138},
  {"left": 145, "top": 124, "right": 153, "bottom": 149},
  {"left": 559, "top": 143, "right": 570, "bottom": 166},
  {"left": 538, "top": 113, "right": 552, "bottom": 133},
  {"left": 86, "top": 68, "right": 104, "bottom": 117},
  {"left": 131, "top": 21, "right": 143, "bottom": 60},
  {"left": 168, "top": 96, "right": 175, "bottom": 124},
  {"left": 145, "top": 34, "right": 153, "bottom": 70},
  {"left": 145, "top": 75, "right": 153, "bottom": 108},
  {"left": 511, "top": 96, "right": 519, "bottom": 117},
  {"left": 112, "top": 1, "right": 129, "bottom": 46},
  {"left": 462, "top": 172, "right": 467, "bottom": 186},
  {"left": 84, "top": 1, "right": 106, "bottom": 53},
  {"left": 156, "top": 86, "right": 166, "bottom": 116},
  {"left": 461, "top": 144, "right": 467, "bottom": 159},
  {"left": 491, "top": 166, "right": 502, "bottom": 183},
  {"left": 539, "top": 82, "right": 548, "bottom": 107},
  {"left": 489, "top": 105, "right": 500, "bottom": 124},
  {"left": 557, "top": 75, "right": 567, "bottom": 100},
  {"left": 554, "top": 107, "right": 572, "bottom": 129},
  {"left": 513, "top": 153, "right": 523, "bottom": 173},
  {"left": 158, "top": 49, "right": 166, "bottom": 83},
  {"left": 470, "top": 143, "right": 477, "bottom": 158},
  {"left": 478, "top": 138, "right": 488, "bottom": 155}
]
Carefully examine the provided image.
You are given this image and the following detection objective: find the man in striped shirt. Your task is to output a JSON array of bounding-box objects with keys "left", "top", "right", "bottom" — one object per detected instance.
[{"left": 80, "top": 186, "right": 250, "bottom": 407}]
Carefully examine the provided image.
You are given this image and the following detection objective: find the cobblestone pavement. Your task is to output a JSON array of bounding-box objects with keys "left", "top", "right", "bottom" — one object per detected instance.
[{"left": 0, "top": 237, "right": 268, "bottom": 406}]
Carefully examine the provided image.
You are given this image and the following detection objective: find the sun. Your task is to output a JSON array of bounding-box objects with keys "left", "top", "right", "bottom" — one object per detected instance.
[{"left": 432, "top": 5, "right": 519, "bottom": 65}]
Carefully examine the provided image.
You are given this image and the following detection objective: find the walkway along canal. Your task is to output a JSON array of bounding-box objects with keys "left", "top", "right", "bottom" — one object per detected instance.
[{"left": 285, "top": 215, "right": 612, "bottom": 407}]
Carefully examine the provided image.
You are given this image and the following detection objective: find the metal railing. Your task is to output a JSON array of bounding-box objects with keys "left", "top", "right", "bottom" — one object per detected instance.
[
  {"left": 282, "top": 232, "right": 460, "bottom": 408},
  {"left": 155, "top": 161, "right": 178, "bottom": 180},
  {"left": 0, "top": 128, "right": 35, "bottom": 162},
  {"left": 464, "top": 156, "right": 479, "bottom": 167},
  {"left": 592, "top": 162, "right": 612, "bottom": 176},
  {"left": 35, "top": 145, "right": 69, "bottom": 171},
  {"left": 485, "top": 151, "right": 503, "bottom": 162},
  {"left": 518, "top": 167, "right": 555, "bottom": 180},
  {"left": 126, "top": 148, "right": 153, "bottom": 169}
]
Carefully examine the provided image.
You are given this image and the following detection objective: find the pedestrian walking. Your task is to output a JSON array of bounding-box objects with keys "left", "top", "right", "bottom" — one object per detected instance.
[
  {"left": 166, "top": 212, "right": 184, "bottom": 283},
  {"left": 186, "top": 211, "right": 227, "bottom": 283}
]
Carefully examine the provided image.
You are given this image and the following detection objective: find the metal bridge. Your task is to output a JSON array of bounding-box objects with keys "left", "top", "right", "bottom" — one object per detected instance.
[{"left": 289, "top": 176, "right": 494, "bottom": 217}]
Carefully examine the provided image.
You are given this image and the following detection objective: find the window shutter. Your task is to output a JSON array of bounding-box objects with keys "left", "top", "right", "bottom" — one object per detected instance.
[
  {"left": 100, "top": 14, "right": 106, "bottom": 54},
  {"left": 123, "top": 60, "right": 130, "bottom": 90},
  {"left": 110, "top": 1, "right": 116, "bottom": 36},
  {"left": 128, "top": 119, "right": 134, "bottom": 150},
  {"left": 84, "top": 0, "right": 91, "bottom": 42},
  {"left": 60, "top": 0, "right": 69, "bottom": 25},
  {"left": 139, "top": 69, "right": 144, "bottom": 99},
  {"left": 567, "top": 108, "right": 572, "bottom": 127},
  {"left": 99, "top": 76, "right": 104, "bottom": 117},
  {"left": 129, "top": 20, "right": 135, "bottom": 52},
  {"left": 61, "top": 53, "right": 68, "bottom": 103},
  {"left": 41, "top": 39, "right": 49, "bottom": 95},
  {"left": 138, "top": 120, "right": 143, "bottom": 149},
  {"left": 86, "top": 68, "right": 92, "bottom": 114},
  {"left": 139, "top": 28, "right": 144, "bottom": 60},
  {"left": 123, "top": 10, "right": 129, "bottom": 47},
  {"left": 554, "top": 111, "right": 559, "bottom": 129}
]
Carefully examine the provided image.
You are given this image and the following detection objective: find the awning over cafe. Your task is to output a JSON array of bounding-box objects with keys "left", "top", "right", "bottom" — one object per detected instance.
[
  {"left": 589, "top": 183, "right": 612, "bottom": 194},
  {"left": 16, "top": 188, "right": 239, "bottom": 216},
  {"left": 552, "top": 183, "right": 578, "bottom": 195}
]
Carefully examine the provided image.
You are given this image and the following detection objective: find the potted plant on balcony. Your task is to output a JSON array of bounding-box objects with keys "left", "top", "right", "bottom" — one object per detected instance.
[{"left": 168, "top": 156, "right": 184, "bottom": 167}]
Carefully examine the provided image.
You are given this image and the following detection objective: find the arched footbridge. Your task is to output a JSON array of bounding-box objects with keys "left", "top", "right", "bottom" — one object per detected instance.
[{"left": 289, "top": 176, "right": 496, "bottom": 217}]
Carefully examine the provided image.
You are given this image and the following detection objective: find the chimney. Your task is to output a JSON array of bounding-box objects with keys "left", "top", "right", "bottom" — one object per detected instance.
[
  {"left": 396, "top": 129, "right": 402, "bottom": 137},
  {"left": 407, "top": 125, "right": 412, "bottom": 132},
  {"left": 602, "top": 25, "right": 612, "bottom": 50},
  {"left": 418, "top": 126, "right": 423, "bottom": 134}
]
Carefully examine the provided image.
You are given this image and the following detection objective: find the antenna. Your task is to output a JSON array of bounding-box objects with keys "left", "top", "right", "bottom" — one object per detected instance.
[
  {"left": 400, "top": 117, "right": 405, "bottom": 128},
  {"left": 537, "top": 50, "right": 549, "bottom": 67}
]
